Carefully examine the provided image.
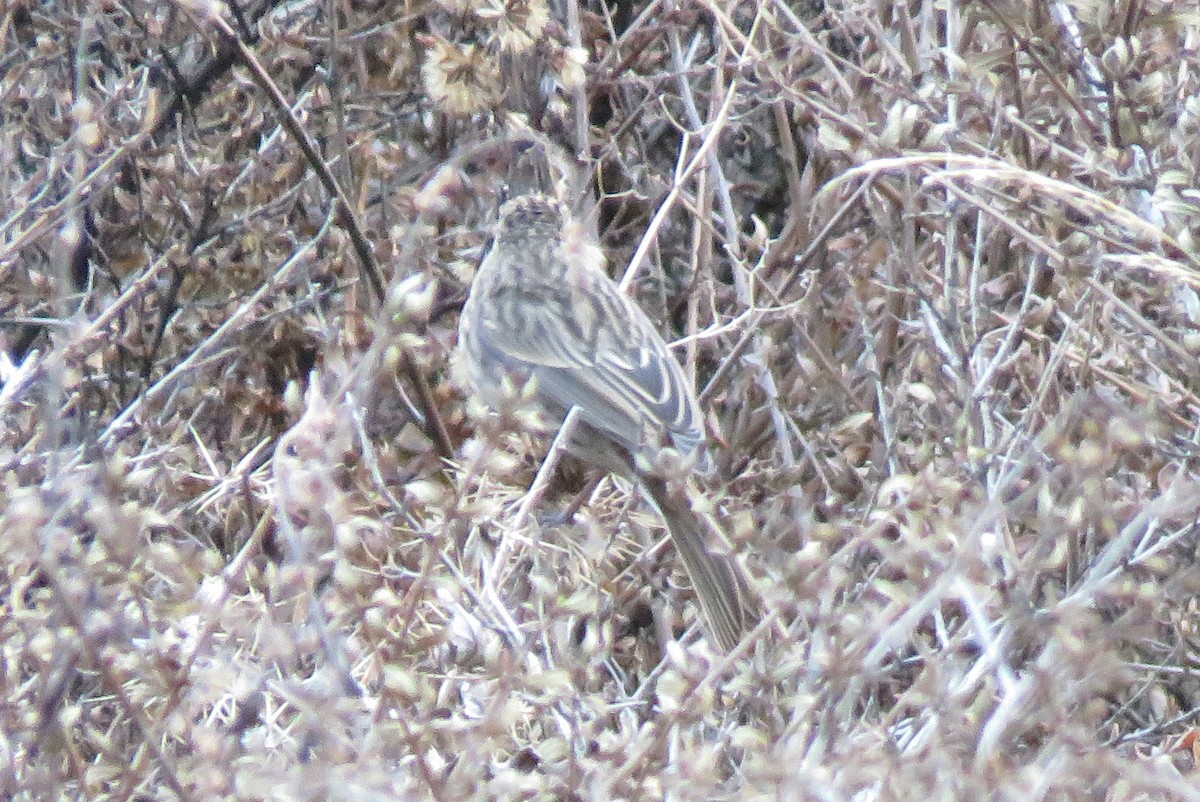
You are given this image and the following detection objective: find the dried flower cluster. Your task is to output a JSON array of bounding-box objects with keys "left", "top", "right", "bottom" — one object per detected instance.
[
  {"left": 419, "top": 0, "right": 567, "bottom": 118},
  {"left": 3, "top": 0, "right": 1200, "bottom": 800}
]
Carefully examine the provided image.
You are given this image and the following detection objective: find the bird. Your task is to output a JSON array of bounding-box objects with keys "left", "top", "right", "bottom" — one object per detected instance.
[{"left": 457, "top": 160, "right": 752, "bottom": 651}]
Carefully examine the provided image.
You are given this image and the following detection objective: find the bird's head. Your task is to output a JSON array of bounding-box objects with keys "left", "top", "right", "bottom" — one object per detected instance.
[{"left": 495, "top": 194, "right": 567, "bottom": 245}]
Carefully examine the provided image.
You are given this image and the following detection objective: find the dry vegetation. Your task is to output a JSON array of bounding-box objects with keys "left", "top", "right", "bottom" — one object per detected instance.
[{"left": 4, "top": 0, "right": 1200, "bottom": 799}]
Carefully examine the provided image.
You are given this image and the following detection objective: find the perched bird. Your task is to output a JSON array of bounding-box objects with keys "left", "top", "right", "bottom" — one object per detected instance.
[{"left": 458, "top": 173, "right": 751, "bottom": 651}]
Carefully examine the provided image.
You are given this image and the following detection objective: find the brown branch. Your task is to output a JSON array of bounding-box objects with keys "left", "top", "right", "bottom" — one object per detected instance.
[
  {"left": 201, "top": 12, "right": 385, "bottom": 302},
  {"left": 189, "top": 5, "right": 459, "bottom": 459}
]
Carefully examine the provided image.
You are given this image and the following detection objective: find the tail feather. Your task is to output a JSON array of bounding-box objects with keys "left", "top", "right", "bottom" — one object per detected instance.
[{"left": 639, "top": 475, "right": 752, "bottom": 652}]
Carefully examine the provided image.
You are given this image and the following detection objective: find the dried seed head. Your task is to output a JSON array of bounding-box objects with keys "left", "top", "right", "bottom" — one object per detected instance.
[
  {"left": 420, "top": 35, "right": 500, "bottom": 117},
  {"left": 478, "top": 0, "right": 550, "bottom": 54}
]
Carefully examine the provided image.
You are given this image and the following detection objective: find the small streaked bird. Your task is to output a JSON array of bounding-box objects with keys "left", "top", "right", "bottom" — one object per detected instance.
[{"left": 458, "top": 157, "right": 751, "bottom": 651}]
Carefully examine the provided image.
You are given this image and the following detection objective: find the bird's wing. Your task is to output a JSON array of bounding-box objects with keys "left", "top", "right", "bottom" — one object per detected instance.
[{"left": 477, "top": 273, "right": 702, "bottom": 458}]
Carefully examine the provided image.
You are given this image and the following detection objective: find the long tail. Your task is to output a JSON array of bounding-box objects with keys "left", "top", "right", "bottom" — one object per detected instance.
[{"left": 639, "top": 475, "right": 753, "bottom": 652}]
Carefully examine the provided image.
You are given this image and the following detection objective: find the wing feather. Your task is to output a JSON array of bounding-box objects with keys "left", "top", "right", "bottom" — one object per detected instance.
[{"left": 475, "top": 266, "right": 702, "bottom": 459}]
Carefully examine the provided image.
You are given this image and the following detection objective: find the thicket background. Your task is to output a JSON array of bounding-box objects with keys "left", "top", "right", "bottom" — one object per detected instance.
[{"left": 3, "top": 0, "right": 1200, "bottom": 799}]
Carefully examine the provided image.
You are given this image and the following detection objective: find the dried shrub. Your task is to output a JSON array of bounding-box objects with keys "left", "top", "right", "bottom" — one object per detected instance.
[{"left": 3, "top": 0, "right": 1200, "bottom": 800}]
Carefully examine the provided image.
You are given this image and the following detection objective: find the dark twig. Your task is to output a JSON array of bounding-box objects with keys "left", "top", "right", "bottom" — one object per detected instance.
[{"left": 190, "top": 4, "right": 459, "bottom": 458}]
